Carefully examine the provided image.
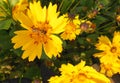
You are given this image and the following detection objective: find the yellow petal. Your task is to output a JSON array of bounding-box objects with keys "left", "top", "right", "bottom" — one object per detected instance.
[
  {"left": 15, "top": 12, "right": 33, "bottom": 30},
  {"left": 113, "top": 31, "right": 120, "bottom": 45},
  {"left": 29, "top": 1, "right": 46, "bottom": 22},
  {"left": 21, "top": 39, "right": 35, "bottom": 50},
  {"left": 51, "top": 15, "right": 67, "bottom": 34},
  {"left": 12, "top": 30, "right": 32, "bottom": 49},
  {"left": 43, "top": 35, "right": 62, "bottom": 58},
  {"left": 95, "top": 36, "right": 111, "bottom": 51},
  {"left": 47, "top": 2, "right": 58, "bottom": 22}
]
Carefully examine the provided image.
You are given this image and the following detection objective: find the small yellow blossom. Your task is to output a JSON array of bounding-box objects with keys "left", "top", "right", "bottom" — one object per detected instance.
[
  {"left": 87, "top": 10, "right": 98, "bottom": 19},
  {"left": 60, "top": 14, "right": 81, "bottom": 41},
  {"left": 12, "top": 0, "right": 28, "bottom": 20},
  {"left": 94, "top": 31, "right": 120, "bottom": 77},
  {"left": 94, "top": 32, "right": 120, "bottom": 63},
  {"left": 48, "top": 61, "right": 110, "bottom": 83},
  {"left": 12, "top": 1, "right": 67, "bottom": 61}
]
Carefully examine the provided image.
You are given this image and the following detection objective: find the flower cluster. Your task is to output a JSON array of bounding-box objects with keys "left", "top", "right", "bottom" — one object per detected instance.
[
  {"left": 94, "top": 31, "right": 120, "bottom": 77},
  {"left": 1, "top": 0, "right": 120, "bottom": 82},
  {"left": 11, "top": 0, "right": 99, "bottom": 62}
]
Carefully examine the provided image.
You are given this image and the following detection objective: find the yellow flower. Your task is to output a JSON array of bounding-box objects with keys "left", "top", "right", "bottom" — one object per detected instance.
[
  {"left": 100, "top": 61, "right": 120, "bottom": 77},
  {"left": 94, "top": 31, "right": 120, "bottom": 77},
  {"left": 48, "top": 61, "right": 110, "bottom": 83},
  {"left": 12, "top": 0, "right": 28, "bottom": 20},
  {"left": 94, "top": 31, "right": 120, "bottom": 63},
  {"left": 12, "top": 1, "right": 67, "bottom": 61},
  {"left": 60, "top": 14, "right": 81, "bottom": 41}
]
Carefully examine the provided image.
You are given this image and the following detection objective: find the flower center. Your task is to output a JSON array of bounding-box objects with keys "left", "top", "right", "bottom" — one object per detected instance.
[
  {"left": 30, "top": 22, "right": 52, "bottom": 45},
  {"left": 110, "top": 46, "right": 117, "bottom": 53}
]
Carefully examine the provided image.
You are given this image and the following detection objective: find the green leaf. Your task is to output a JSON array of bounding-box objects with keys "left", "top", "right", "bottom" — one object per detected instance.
[
  {"left": 118, "top": 0, "right": 120, "bottom": 4},
  {"left": 23, "top": 65, "right": 41, "bottom": 79},
  {"left": 40, "top": 49, "right": 49, "bottom": 60},
  {"left": 0, "top": 0, "right": 11, "bottom": 15},
  {"left": 8, "top": 0, "right": 19, "bottom": 7},
  {"left": 0, "top": 19, "right": 12, "bottom": 30},
  {"left": 82, "top": 0, "right": 94, "bottom": 8},
  {"left": 77, "top": 37, "right": 85, "bottom": 45},
  {"left": 93, "top": 15, "right": 108, "bottom": 27},
  {"left": 13, "top": 48, "right": 23, "bottom": 57},
  {"left": 0, "top": 30, "right": 11, "bottom": 50},
  {"left": 99, "top": 0, "right": 110, "bottom": 7},
  {"left": 60, "top": 0, "right": 75, "bottom": 14},
  {"left": 87, "top": 33, "right": 99, "bottom": 43}
]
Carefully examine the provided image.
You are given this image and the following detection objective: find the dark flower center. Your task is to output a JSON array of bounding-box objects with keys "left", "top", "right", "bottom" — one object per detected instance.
[{"left": 110, "top": 46, "right": 117, "bottom": 53}]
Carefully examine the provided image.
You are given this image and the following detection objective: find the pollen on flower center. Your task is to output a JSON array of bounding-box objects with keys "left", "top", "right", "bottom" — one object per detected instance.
[
  {"left": 30, "top": 22, "right": 52, "bottom": 44},
  {"left": 110, "top": 46, "right": 117, "bottom": 53}
]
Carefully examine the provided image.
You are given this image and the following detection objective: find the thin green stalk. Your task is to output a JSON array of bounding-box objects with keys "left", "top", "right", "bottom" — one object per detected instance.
[
  {"left": 96, "top": 21, "right": 115, "bottom": 31},
  {"left": 58, "top": 0, "right": 64, "bottom": 11},
  {"left": 19, "top": 75, "right": 23, "bottom": 83},
  {"left": 70, "top": 0, "right": 81, "bottom": 13},
  {"left": 7, "top": 0, "right": 13, "bottom": 16},
  {"left": 66, "top": 0, "right": 75, "bottom": 12}
]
